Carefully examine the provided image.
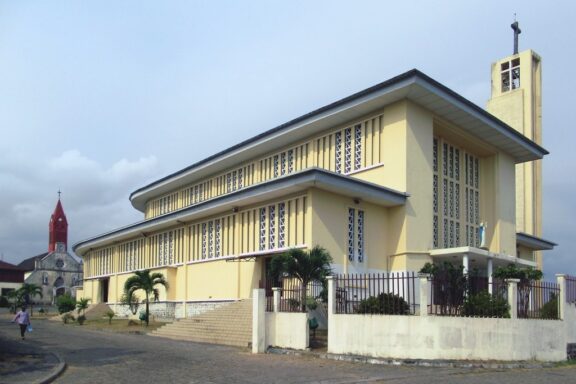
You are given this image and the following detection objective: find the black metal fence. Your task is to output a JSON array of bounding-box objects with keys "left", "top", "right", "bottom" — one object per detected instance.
[
  {"left": 566, "top": 275, "right": 576, "bottom": 304},
  {"left": 334, "top": 272, "right": 417, "bottom": 315},
  {"left": 264, "top": 278, "right": 325, "bottom": 313},
  {"left": 517, "top": 280, "right": 560, "bottom": 319},
  {"left": 429, "top": 277, "right": 508, "bottom": 318}
]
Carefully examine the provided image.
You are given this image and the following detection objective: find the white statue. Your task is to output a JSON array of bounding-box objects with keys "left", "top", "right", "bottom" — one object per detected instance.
[{"left": 479, "top": 222, "right": 487, "bottom": 249}]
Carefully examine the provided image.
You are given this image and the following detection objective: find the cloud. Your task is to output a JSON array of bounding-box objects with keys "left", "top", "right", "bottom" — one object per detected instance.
[{"left": 0, "top": 149, "right": 158, "bottom": 265}]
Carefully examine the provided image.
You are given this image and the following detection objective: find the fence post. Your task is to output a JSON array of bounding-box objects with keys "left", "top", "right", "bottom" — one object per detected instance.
[
  {"left": 327, "top": 276, "right": 335, "bottom": 315},
  {"left": 506, "top": 278, "right": 520, "bottom": 319},
  {"left": 252, "top": 288, "right": 266, "bottom": 354},
  {"left": 419, "top": 274, "right": 430, "bottom": 317},
  {"left": 556, "top": 274, "right": 566, "bottom": 320},
  {"left": 272, "top": 287, "right": 281, "bottom": 313}
]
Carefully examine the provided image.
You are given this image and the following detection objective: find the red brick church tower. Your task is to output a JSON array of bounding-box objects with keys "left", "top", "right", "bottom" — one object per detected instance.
[{"left": 48, "top": 194, "right": 68, "bottom": 253}]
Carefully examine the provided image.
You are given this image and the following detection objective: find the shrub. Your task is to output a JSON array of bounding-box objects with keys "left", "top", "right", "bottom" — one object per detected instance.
[
  {"left": 540, "top": 295, "right": 559, "bottom": 319},
  {"left": 106, "top": 310, "right": 115, "bottom": 325},
  {"left": 56, "top": 293, "right": 77, "bottom": 314},
  {"left": 305, "top": 297, "right": 318, "bottom": 310},
  {"left": 462, "top": 291, "right": 510, "bottom": 318},
  {"left": 62, "top": 313, "right": 75, "bottom": 324},
  {"left": 355, "top": 293, "right": 410, "bottom": 315},
  {"left": 77, "top": 315, "right": 87, "bottom": 325}
]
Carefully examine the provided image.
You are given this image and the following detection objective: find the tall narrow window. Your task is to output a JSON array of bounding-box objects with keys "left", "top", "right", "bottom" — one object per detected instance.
[
  {"left": 357, "top": 210, "right": 364, "bottom": 262},
  {"left": 259, "top": 208, "right": 266, "bottom": 251},
  {"left": 278, "top": 202, "right": 286, "bottom": 248},
  {"left": 215, "top": 219, "right": 221, "bottom": 257},
  {"left": 281, "top": 153, "right": 286, "bottom": 176},
  {"left": 335, "top": 131, "right": 342, "bottom": 174},
  {"left": 232, "top": 171, "right": 237, "bottom": 191},
  {"left": 208, "top": 221, "right": 214, "bottom": 258},
  {"left": 347, "top": 208, "right": 355, "bottom": 261},
  {"left": 269, "top": 205, "right": 276, "bottom": 249},
  {"left": 344, "top": 128, "right": 352, "bottom": 173},
  {"left": 354, "top": 124, "right": 362, "bottom": 170},
  {"left": 273, "top": 155, "right": 279, "bottom": 178},
  {"left": 287, "top": 150, "right": 294, "bottom": 174},
  {"left": 501, "top": 58, "right": 520, "bottom": 92},
  {"left": 238, "top": 168, "right": 244, "bottom": 189},
  {"left": 202, "top": 223, "right": 207, "bottom": 259}
]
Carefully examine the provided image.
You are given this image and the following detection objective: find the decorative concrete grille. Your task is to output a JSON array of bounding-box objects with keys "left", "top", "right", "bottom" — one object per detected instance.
[
  {"left": 344, "top": 128, "right": 352, "bottom": 173},
  {"left": 202, "top": 223, "right": 207, "bottom": 259},
  {"left": 348, "top": 208, "right": 355, "bottom": 261},
  {"left": 357, "top": 210, "right": 364, "bottom": 262},
  {"left": 273, "top": 155, "right": 279, "bottom": 178},
  {"left": 278, "top": 202, "right": 286, "bottom": 248},
  {"left": 288, "top": 150, "right": 294, "bottom": 174},
  {"left": 208, "top": 221, "right": 214, "bottom": 258},
  {"left": 335, "top": 131, "right": 342, "bottom": 174},
  {"left": 259, "top": 208, "right": 266, "bottom": 251},
  {"left": 215, "top": 219, "right": 221, "bottom": 257},
  {"left": 269, "top": 205, "right": 276, "bottom": 249},
  {"left": 281, "top": 153, "right": 286, "bottom": 176},
  {"left": 354, "top": 124, "right": 362, "bottom": 170}
]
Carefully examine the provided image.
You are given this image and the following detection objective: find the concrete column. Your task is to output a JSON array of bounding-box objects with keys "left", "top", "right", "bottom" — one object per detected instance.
[
  {"left": 462, "top": 253, "right": 469, "bottom": 275},
  {"left": 419, "top": 274, "right": 430, "bottom": 317},
  {"left": 252, "top": 288, "right": 266, "bottom": 354},
  {"left": 487, "top": 258, "right": 493, "bottom": 295},
  {"left": 506, "top": 278, "right": 520, "bottom": 319},
  {"left": 327, "top": 276, "right": 335, "bottom": 315},
  {"left": 272, "top": 287, "right": 281, "bottom": 313},
  {"left": 556, "top": 274, "right": 567, "bottom": 320}
]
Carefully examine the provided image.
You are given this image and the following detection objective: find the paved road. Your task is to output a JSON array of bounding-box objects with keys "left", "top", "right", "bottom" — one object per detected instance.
[{"left": 1, "top": 316, "right": 575, "bottom": 384}]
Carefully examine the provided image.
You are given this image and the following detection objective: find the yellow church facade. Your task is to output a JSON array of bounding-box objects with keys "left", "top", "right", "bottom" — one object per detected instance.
[{"left": 74, "top": 50, "right": 554, "bottom": 317}]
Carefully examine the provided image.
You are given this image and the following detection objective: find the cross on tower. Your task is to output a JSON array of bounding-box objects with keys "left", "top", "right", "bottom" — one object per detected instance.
[
  {"left": 57, "top": 190, "right": 61, "bottom": 199},
  {"left": 511, "top": 20, "right": 521, "bottom": 55}
]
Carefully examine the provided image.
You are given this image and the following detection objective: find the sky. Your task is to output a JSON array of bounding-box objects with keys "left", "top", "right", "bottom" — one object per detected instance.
[{"left": 0, "top": 1, "right": 574, "bottom": 279}]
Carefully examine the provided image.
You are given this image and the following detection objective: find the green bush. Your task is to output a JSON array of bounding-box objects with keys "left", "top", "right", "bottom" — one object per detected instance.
[
  {"left": 106, "top": 310, "right": 115, "bottom": 325},
  {"left": 77, "top": 315, "right": 87, "bottom": 325},
  {"left": 355, "top": 293, "right": 410, "bottom": 315},
  {"left": 56, "top": 293, "right": 77, "bottom": 314},
  {"left": 462, "top": 291, "right": 510, "bottom": 318},
  {"left": 540, "top": 295, "right": 559, "bottom": 319}
]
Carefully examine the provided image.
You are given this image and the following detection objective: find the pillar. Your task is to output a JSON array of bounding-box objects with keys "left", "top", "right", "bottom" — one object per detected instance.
[
  {"left": 272, "top": 287, "right": 281, "bottom": 313},
  {"left": 462, "top": 253, "right": 469, "bottom": 275},
  {"left": 252, "top": 288, "right": 266, "bottom": 353},
  {"left": 556, "top": 274, "right": 566, "bottom": 321},
  {"left": 487, "top": 258, "right": 493, "bottom": 295},
  {"left": 506, "top": 278, "right": 520, "bottom": 319},
  {"left": 327, "top": 276, "right": 335, "bottom": 316},
  {"left": 419, "top": 274, "right": 430, "bottom": 317}
]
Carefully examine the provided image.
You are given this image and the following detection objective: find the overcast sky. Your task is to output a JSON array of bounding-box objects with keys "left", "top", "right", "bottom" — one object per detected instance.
[{"left": 1, "top": 1, "right": 574, "bottom": 278}]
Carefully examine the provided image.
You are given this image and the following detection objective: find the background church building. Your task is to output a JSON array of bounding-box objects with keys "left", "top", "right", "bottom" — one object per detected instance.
[
  {"left": 18, "top": 196, "right": 83, "bottom": 305},
  {"left": 74, "top": 43, "right": 554, "bottom": 319}
]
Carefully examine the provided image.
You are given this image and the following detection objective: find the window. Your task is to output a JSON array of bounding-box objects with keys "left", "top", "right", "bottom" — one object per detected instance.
[
  {"left": 335, "top": 131, "right": 342, "bottom": 173},
  {"left": 269, "top": 205, "right": 276, "bottom": 249},
  {"left": 344, "top": 128, "right": 352, "bottom": 173},
  {"left": 501, "top": 58, "right": 520, "bottom": 92},
  {"left": 347, "top": 208, "right": 365, "bottom": 262},
  {"left": 259, "top": 208, "right": 266, "bottom": 251},
  {"left": 433, "top": 138, "right": 480, "bottom": 249},
  {"left": 278, "top": 202, "right": 286, "bottom": 248},
  {"left": 354, "top": 124, "right": 362, "bottom": 170}
]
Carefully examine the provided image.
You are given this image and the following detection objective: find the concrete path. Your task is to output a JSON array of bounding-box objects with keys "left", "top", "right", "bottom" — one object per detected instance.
[{"left": 1, "top": 313, "right": 575, "bottom": 384}]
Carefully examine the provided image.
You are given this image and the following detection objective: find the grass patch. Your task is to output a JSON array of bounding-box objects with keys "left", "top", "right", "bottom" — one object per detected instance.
[
  {"left": 64, "top": 317, "right": 166, "bottom": 334},
  {"left": 555, "top": 359, "right": 576, "bottom": 367}
]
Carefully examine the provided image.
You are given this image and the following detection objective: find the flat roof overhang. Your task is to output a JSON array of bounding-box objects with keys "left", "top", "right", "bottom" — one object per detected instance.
[
  {"left": 74, "top": 168, "right": 407, "bottom": 256},
  {"left": 430, "top": 246, "right": 537, "bottom": 269},
  {"left": 516, "top": 232, "right": 557, "bottom": 251},
  {"left": 129, "top": 69, "right": 548, "bottom": 212}
]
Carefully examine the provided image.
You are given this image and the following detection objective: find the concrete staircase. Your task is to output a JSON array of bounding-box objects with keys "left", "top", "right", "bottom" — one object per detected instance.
[{"left": 149, "top": 300, "right": 252, "bottom": 348}]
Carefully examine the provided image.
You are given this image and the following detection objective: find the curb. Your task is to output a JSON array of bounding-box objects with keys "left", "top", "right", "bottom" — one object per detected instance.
[
  {"left": 33, "top": 351, "right": 66, "bottom": 384},
  {"left": 267, "top": 348, "right": 556, "bottom": 369}
]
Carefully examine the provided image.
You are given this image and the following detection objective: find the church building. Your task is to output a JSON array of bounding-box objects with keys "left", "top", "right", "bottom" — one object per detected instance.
[
  {"left": 74, "top": 42, "right": 554, "bottom": 318},
  {"left": 18, "top": 196, "right": 83, "bottom": 305}
]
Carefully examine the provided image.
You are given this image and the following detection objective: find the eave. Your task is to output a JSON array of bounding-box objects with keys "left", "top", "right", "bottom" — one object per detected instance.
[
  {"left": 129, "top": 69, "right": 547, "bottom": 212},
  {"left": 516, "top": 232, "right": 557, "bottom": 251},
  {"left": 74, "top": 169, "right": 407, "bottom": 256}
]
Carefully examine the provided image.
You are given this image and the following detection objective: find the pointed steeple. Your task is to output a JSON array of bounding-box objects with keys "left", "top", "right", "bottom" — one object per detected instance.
[{"left": 48, "top": 193, "right": 68, "bottom": 252}]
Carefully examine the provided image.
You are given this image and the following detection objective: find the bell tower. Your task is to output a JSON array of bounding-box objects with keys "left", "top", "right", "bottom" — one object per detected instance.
[
  {"left": 486, "top": 22, "right": 544, "bottom": 267},
  {"left": 48, "top": 192, "right": 68, "bottom": 253}
]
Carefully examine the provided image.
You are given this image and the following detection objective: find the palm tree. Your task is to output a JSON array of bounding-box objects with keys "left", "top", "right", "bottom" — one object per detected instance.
[
  {"left": 123, "top": 270, "right": 168, "bottom": 326},
  {"left": 18, "top": 284, "right": 43, "bottom": 316},
  {"left": 268, "top": 246, "right": 333, "bottom": 311},
  {"left": 76, "top": 298, "right": 90, "bottom": 316}
]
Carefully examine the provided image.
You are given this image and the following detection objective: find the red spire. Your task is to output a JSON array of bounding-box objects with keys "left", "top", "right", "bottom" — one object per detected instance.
[{"left": 48, "top": 194, "right": 68, "bottom": 252}]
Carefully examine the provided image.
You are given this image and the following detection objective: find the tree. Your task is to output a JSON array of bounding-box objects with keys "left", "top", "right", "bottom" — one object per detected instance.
[
  {"left": 123, "top": 270, "right": 168, "bottom": 326},
  {"left": 76, "top": 298, "right": 90, "bottom": 316},
  {"left": 17, "top": 283, "right": 43, "bottom": 316},
  {"left": 268, "top": 246, "right": 332, "bottom": 311}
]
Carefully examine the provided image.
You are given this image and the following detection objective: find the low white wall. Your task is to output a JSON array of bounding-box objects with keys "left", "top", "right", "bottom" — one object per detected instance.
[
  {"left": 329, "top": 314, "right": 567, "bottom": 361},
  {"left": 565, "top": 303, "right": 576, "bottom": 343},
  {"left": 266, "top": 312, "right": 308, "bottom": 350}
]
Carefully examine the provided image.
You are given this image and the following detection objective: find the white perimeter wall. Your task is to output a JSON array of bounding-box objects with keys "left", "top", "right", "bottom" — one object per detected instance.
[
  {"left": 265, "top": 312, "right": 308, "bottom": 350},
  {"left": 329, "top": 314, "right": 570, "bottom": 361}
]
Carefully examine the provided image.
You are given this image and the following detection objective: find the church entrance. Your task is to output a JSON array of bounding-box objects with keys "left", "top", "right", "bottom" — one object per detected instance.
[{"left": 100, "top": 278, "right": 109, "bottom": 303}]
